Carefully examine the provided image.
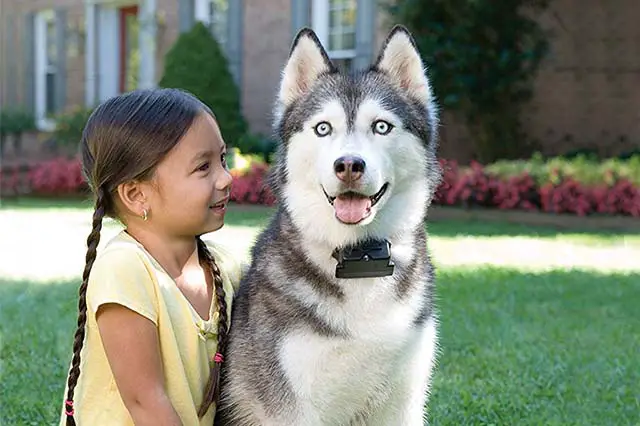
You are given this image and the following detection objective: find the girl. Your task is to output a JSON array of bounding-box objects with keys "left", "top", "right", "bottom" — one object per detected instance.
[{"left": 59, "top": 88, "right": 243, "bottom": 425}]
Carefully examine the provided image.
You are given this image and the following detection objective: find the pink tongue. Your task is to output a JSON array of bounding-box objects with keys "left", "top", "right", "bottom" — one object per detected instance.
[{"left": 333, "top": 196, "right": 372, "bottom": 224}]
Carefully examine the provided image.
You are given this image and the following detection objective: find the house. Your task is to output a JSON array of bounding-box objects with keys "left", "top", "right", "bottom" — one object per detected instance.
[
  {"left": 0, "top": 0, "right": 385, "bottom": 141},
  {"left": 0, "top": 0, "right": 637, "bottom": 162}
]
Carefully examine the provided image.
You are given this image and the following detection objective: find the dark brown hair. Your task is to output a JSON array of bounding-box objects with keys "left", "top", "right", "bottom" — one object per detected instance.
[{"left": 64, "top": 88, "right": 228, "bottom": 424}]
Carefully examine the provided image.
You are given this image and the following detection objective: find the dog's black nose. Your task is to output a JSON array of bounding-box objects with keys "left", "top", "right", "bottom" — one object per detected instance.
[{"left": 334, "top": 156, "right": 366, "bottom": 182}]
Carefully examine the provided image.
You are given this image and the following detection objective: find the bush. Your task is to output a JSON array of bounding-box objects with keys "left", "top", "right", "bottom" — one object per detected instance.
[
  {"left": 53, "top": 107, "right": 94, "bottom": 149},
  {"left": 10, "top": 154, "right": 640, "bottom": 217},
  {"left": 438, "top": 155, "right": 640, "bottom": 216},
  {"left": 158, "top": 21, "right": 247, "bottom": 147},
  {"left": 236, "top": 133, "right": 277, "bottom": 161},
  {"left": 0, "top": 108, "right": 36, "bottom": 154},
  {"left": 229, "top": 162, "right": 276, "bottom": 206},
  {"left": 28, "top": 157, "right": 88, "bottom": 196}
]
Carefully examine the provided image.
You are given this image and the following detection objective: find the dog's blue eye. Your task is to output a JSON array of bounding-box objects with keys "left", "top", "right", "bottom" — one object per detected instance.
[
  {"left": 314, "top": 121, "right": 332, "bottom": 137},
  {"left": 372, "top": 120, "right": 393, "bottom": 135}
]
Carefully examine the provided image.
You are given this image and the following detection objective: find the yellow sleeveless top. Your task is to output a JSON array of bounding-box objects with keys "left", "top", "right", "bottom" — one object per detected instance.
[{"left": 58, "top": 230, "right": 243, "bottom": 425}]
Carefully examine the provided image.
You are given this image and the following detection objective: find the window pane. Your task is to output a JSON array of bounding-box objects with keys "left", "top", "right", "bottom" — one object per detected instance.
[
  {"left": 329, "top": 9, "right": 340, "bottom": 28},
  {"left": 46, "top": 72, "right": 56, "bottom": 116},
  {"left": 329, "top": 32, "right": 342, "bottom": 51},
  {"left": 342, "top": 31, "right": 355, "bottom": 51},
  {"left": 46, "top": 18, "right": 56, "bottom": 68},
  {"left": 341, "top": 7, "right": 355, "bottom": 27}
]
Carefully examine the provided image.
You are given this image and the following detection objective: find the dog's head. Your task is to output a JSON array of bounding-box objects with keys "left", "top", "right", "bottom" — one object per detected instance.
[{"left": 270, "top": 25, "right": 441, "bottom": 246}]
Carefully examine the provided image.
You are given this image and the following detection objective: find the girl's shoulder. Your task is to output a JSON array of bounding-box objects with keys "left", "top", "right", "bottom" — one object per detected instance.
[{"left": 86, "top": 230, "right": 160, "bottom": 324}]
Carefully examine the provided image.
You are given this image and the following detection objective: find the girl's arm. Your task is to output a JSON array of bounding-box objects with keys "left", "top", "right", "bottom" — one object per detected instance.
[{"left": 96, "top": 303, "right": 182, "bottom": 426}]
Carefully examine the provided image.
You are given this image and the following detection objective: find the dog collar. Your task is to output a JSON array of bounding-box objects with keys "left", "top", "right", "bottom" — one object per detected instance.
[{"left": 332, "top": 239, "right": 395, "bottom": 279}]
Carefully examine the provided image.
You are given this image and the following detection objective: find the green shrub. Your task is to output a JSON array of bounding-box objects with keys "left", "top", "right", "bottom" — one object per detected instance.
[
  {"left": 158, "top": 21, "right": 247, "bottom": 147},
  {"left": 0, "top": 108, "right": 36, "bottom": 154},
  {"left": 0, "top": 108, "right": 36, "bottom": 135},
  {"left": 236, "top": 133, "right": 277, "bottom": 162},
  {"left": 53, "top": 107, "right": 94, "bottom": 149},
  {"left": 484, "top": 153, "right": 640, "bottom": 187}
]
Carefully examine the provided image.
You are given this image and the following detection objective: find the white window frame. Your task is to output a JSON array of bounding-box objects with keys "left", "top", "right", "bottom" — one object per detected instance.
[
  {"left": 312, "top": 0, "right": 357, "bottom": 69},
  {"left": 194, "top": 0, "right": 228, "bottom": 49},
  {"left": 34, "top": 9, "right": 57, "bottom": 131}
]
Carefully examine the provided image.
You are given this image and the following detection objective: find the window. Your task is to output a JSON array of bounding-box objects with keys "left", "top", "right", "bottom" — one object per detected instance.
[
  {"left": 312, "top": 0, "right": 357, "bottom": 73},
  {"left": 34, "top": 10, "right": 58, "bottom": 130},
  {"left": 194, "top": 0, "right": 228, "bottom": 49}
]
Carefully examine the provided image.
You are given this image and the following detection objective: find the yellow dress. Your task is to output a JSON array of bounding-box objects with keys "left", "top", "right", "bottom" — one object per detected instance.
[{"left": 58, "top": 230, "right": 243, "bottom": 425}]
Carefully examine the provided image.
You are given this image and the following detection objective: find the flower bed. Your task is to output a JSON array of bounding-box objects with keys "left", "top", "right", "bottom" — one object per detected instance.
[
  {"left": 2, "top": 154, "right": 639, "bottom": 217},
  {"left": 435, "top": 157, "right": 640, "bottom": 216}
]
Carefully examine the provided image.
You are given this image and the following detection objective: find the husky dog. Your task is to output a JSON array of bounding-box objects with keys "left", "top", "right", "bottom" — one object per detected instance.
[{"left": 216, "top": 25, "right": 441, "bottom": 426}]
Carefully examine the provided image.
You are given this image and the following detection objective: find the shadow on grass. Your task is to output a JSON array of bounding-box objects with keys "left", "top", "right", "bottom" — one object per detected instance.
[
  {"left": 426, "top": 218, "right": 640, "bottom": 241},
  {"left": 0, "top": 196, "right": 95, "bottom": 211},
  {"left": 1, "top": 268, "right": 639, "bottom": 425}
]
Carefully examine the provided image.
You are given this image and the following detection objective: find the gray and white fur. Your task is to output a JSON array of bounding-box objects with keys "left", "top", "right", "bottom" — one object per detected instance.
[{"left": 215, "top": 25, "right": 442, "bottom": 426}]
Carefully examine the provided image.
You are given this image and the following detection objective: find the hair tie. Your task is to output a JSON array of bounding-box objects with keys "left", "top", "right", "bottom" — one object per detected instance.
[
  {"left": 213, "top": 352, "right": 224, "bottom": 363},
  {"left": 65, "top": 399, "right": 75, "bottom": 416}
]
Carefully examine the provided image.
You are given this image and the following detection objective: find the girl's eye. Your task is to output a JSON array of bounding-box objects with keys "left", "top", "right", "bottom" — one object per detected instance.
[
  {"left": 372, "top": 120, "right": 394, "bottom": 135},
  {"left": 221, "top": 152, "right": 227, "bottom": 167},
  {"left": 197, "top": 162, "right": 210, "bottom": 172}
]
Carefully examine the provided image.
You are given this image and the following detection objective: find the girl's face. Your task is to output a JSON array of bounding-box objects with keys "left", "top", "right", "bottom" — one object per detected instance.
[{"left": 142, "top": 113, "right": 233, "bottom": 238}]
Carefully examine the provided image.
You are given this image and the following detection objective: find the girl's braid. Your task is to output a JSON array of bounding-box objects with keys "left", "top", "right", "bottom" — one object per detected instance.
[
  {"left": 196, "top": 236, "right": 229, "bottom": 418},
  {"left": 64, "top": 187, "right": 106, "bottom": 425}
]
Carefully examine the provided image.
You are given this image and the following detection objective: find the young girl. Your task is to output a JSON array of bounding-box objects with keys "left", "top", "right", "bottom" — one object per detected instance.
[{"left": 59, "top": 88, "right": 243, "bottom": 425}]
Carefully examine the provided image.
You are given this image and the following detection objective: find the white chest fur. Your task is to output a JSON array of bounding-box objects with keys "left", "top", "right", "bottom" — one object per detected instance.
[{"left": 278, "top": 276, "right": 433, "bottom": 425}]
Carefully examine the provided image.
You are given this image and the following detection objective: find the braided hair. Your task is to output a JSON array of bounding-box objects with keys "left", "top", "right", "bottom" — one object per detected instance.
[
  {"left": 64, "top": 88, "right": 224, "bottom": 424},
  {"left": 196, "top": 237, "right": 229, "bottom": 416}
]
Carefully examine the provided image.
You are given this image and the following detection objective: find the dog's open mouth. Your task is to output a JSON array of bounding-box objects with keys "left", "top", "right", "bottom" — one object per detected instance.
[{"left": 323, "top": 183, "right": 389, "bottom": 224}]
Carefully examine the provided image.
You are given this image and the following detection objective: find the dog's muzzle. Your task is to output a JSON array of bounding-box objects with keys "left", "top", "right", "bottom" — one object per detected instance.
[{"left": 322, "top": 183, "right": 389, "bottom": 225}]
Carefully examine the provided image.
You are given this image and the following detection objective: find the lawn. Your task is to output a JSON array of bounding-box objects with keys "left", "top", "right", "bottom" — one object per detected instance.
[{"left": 1, "top": 198, "right": 639, "bottom": 425}]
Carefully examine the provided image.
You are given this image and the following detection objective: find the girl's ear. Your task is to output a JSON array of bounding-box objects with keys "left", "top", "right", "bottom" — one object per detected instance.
[{"left": 116, "top": 181, "right": 149, "bottom": 219}]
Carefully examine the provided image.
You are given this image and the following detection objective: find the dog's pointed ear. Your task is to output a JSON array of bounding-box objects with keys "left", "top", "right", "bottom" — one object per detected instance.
[
  {"left": 373, "top": 25, "right": 432, "bottom": 104},
  {"left": 278, "top": 28, "right": 335, "bottom": 107}
]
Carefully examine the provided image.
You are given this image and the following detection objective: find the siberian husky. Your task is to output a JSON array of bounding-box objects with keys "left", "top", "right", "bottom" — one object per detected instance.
[{"left": 216, "top": 25, "right": 441, "bottom": 426}]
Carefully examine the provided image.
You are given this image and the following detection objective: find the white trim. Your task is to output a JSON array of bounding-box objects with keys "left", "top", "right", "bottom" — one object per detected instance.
[
  {"left": 34, "top": 10, "right": 56, "bottom": 131},
  {"left": 311, "top": 0, "right": 329, "bottom": 47},
  {"left": 85, "top": 2, "right": 97, "bottom": 105},
  {"left": 138, "top": 0, "right": 157, "bottom": 89},
  {"left": 194, "top": 0, "right": 210, "bottom": 23},
  {"left": 97, "top": 7, "right": 119, "bottom": 102},
  {"left": 326, "top": 49, "right": 356, "bottom": 59}
]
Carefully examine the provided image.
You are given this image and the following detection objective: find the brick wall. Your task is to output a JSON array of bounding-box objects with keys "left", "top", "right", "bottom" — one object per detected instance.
[
  {"left": 240, "top": 0, "right": 292, "bottom": 137},
  {"left": 375, "top": 0, "right": 640, "bottom": 162},
  {"left": 2, "top": 0, "right": 638, "bottom": 164},
  {"left": 523, "top": 0, "right": 640, "bottom": 159}
]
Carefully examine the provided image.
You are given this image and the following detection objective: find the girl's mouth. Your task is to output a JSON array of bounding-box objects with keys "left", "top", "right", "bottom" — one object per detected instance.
[{"left": 209, "top": 198, "right": 229, "bottom": 213}]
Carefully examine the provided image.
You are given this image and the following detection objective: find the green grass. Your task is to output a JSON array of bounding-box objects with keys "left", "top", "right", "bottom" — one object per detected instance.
[
  {"left": 1, "top": 198, "right": 639, "bottom": 425},
  {"left": 428, "top": 268, "right": 640, "bottom": 425},
  {"left": 2, "top": 269, "right": 638, "bottom": 425}
]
